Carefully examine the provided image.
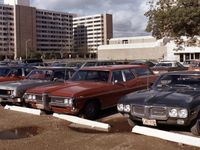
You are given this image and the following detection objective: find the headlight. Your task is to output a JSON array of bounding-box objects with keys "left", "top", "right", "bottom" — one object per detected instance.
[
  {"left": 169, "top": 108, "right": 178, "bottom": 117},
  {"left": 117, "top": 104, "right": 124, "bottom": 111},
  {"left": 169, "top": 108, "right": 188, "bottom": 118},
  {"left": 178, "top": 109, "right": 188, "bottom": 118},
  {"left": 32, "top": 95, "right": 36, "bottom": 100},
  {"left": 28, "top": 95, "right": 33, "bottom": 100},
  {"left": 153, "top": 71, "right": 159, "bottom": 74},
  {"left": 64, "top": 98, "right": 74, "bottom": 106},
  {"left": 124, "top": 105, "right": 131, "bottom": 112}
]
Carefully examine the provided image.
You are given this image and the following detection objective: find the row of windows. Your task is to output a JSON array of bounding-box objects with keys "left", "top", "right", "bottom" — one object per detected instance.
[
  {"left": 73, "top": 16, "right": 102, "bottom": 21},
  {"left": 37, "top": 16, "right": 72, "bottom": 21},
  {"left": 0, "top": 7, "right": 13, "bottom": 11},
  {"left": 36, "top": 30, "right": 72, "bottom": 34},
  {"left": 37, "top": 11, "right": 73, "bottom": 18},
  {"left": 36, "top": 21, "right": 72, "bottom": 26}
]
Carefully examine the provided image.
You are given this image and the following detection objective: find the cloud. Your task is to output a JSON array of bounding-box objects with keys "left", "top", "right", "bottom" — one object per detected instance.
[{"left": 31, "top": 0, "right": 151, "bottom": 37}]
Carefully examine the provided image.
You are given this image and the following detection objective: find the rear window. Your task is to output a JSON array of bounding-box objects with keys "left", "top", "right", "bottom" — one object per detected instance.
[{"left": 131, "top": 68, "right": 153, "bottom": 76}]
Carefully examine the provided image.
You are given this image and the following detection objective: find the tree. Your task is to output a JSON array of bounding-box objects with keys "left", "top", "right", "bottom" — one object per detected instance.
[{"left": 145, "top": 0, "right": 200, "bottom": 41}]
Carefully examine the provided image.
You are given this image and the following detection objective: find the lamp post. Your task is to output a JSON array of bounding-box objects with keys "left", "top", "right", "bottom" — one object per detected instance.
[{"left": 25, "top": 39, "right": 31, "bottom": 59}]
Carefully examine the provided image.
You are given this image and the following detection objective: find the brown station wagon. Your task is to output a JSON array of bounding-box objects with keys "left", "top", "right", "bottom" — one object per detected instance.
[{"left": 24, "top": 65, "right": 157, "bottom": 119}]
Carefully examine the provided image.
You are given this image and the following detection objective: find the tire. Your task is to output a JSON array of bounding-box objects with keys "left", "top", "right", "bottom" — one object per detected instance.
[
  {"left": 0, "top": 102, "right": 6, "bottom": 107},
  {"left": 82, "top": 101, "right": 100, "bottom": 120},
  {"left": 128, "top": 118, "right": 137, "bottom": 127},
  {"left": 190, "top": 119, "right": 200, "bottom": 136}
]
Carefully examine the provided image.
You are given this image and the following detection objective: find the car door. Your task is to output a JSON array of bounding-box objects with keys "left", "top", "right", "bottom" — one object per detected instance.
[
  {"left": 122, "top": 69, "right": 143, "bottom": 93},
  {"left": 100, "top": 69, "right": 139, "bottom": 108},
  {"left": 131, "top": 67, "right": 156, "bottom": 89}
]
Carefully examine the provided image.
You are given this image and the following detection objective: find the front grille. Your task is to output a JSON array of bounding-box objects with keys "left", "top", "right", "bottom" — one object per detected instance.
[
  {"left": 0, "top": 89, "right": 12, "bottom": 96},
  {"left": 132, "top": 106, "right": 145, "bottom": 117},
  {"left": 50, "top": 97, "right": 64, "bottom": 104},
  {"left": 35, "top": 94, "right": 43, "bottom": 103},
  {"left": 150, "top": 107, "right": 167, "bottom": 119},
  {"left": 132, "top": 105, "right": 167, "bottom": 120}
]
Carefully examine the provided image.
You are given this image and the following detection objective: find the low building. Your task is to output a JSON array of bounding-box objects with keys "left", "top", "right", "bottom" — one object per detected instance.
[
  {"left": 98, "top": 36, "right": 166, "bottom": 60},
  {"left": 98, "top": 36, "right": 200, "bottom": 62}
]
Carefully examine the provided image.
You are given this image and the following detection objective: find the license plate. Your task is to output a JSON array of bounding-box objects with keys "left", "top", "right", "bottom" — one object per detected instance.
[
  {"left": 36, "top": 104, "right": 44, "bottom": 109},
  {"left": 142, "top": 118, "right": 157, "bottom": 126}
]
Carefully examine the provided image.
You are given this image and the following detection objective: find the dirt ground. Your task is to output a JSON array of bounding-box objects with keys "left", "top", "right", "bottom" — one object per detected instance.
[{"left": 0, "top": 106, "right": 199, "bottom": 150}]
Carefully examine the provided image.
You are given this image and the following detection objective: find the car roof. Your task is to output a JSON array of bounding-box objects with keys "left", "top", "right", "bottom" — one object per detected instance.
[
  {"left": 35, "top": 66, "right": 76, "bottom": 70},
  {"left": 163, "top": 71, "right": 200, "bottom": 76},
  {"left": 80, "top": 65, "right": 148, "bottom": 71}
]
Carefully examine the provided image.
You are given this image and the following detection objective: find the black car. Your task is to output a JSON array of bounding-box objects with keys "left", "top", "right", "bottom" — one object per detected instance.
[{"left": 117, "top": 71, "right": 200, "bottom": 135}]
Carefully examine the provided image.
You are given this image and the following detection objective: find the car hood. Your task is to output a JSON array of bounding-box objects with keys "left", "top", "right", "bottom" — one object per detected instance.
[
  {"left": 120, "top": 88, "right": 200, "bottom": 107},
  {"left": 49, "top": 81, "right": 110, "bottom": 97},
  {"left": 25, "top": 82, "right": 67, "bottom": 94},
  {"left": 0, "top": 76, "right": 22, "bottom": 82},
  {"left": 0, "top": 79, "right": 51, "bottom": 90}
]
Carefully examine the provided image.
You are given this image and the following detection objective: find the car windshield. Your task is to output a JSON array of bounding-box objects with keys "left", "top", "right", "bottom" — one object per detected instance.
[
  {"left": 156, "top": 74, "right": 200, "bottom": 88},
  {"left": 0, "top": 68, "right": 11, "bottom": 76},
  {"left": 71, "top": 70, "right": 109, "bottom": 82},
  {"left": 191, "top": 61, "right": 200, "bottom": 67},
  {"left": 155, "top": 63, "right": 172, "bottom": 67},
  {"left": 26, "top": 70, "right": 53, "bottom": 80}
]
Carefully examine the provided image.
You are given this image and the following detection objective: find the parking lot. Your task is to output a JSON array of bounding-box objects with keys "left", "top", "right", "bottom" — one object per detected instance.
[{"left": 0, "top": 106, "right": 198, "bottom": 150}]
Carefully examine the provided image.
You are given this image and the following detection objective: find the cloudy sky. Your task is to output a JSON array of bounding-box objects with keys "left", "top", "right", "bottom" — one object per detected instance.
[{"left": 30, "top": 0, "right": 151, "bottom": 38}]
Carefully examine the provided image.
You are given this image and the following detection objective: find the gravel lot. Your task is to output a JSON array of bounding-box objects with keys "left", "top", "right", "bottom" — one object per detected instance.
[{"left": 0, "top": 106, "right": 199, "bottom": 150}]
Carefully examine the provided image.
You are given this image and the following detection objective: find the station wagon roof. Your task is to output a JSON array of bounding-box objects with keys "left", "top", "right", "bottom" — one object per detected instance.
[
  {"left": 162, "top": 71, "right": 200, "bottom": 76},
  {"left": 80, "top": 65, "right": 147, "bottom": 71}
]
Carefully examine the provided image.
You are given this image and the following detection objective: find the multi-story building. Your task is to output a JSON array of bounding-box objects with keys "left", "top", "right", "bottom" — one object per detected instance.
[
  {"left": 0, "top": 4, "right": 14, "bottom": 58},
  {"left": 0, "top": 4, "right": 74, "bottom": 59},
  {"left": 4, "top": 0, "right": 30, "bottom": 6},
  {"left": 73, "top": 14, "right": 113, "bottom": 58},
  {"left": 0, "top": 3, "right": 113, "bottom": 59},
  {"left": 36, "top": 9, "right": 73, "bottom": 58}
]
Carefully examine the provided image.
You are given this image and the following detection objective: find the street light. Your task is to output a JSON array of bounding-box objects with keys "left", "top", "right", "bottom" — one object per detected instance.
[{"left": 25, "top": 39, "right": 31, "bottom": 59}]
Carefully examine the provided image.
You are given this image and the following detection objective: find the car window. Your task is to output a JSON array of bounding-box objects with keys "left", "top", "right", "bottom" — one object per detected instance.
[
  {"left": 24, "top": 68, "right": 34, "bottom": 76},
  {"left": 123, "top": 69, "right": 135, "bottom": 81},
  {"left": 27, "top": 70, "right": 53, "bottom": 80},
  {"left": 71, "top": 70, "right": 109, "bottom": 82},
  {"left": 84, "top": 62, "right": 96, "bottom": 67},
  {"left": 155, "top": 63, "right": 172, "bottom": 67},
  {"left": 8, "top": 69, "right": 22, "bottom": 76},
  {"left": 112, "top": 70, "right": 124, "bottom": 83},
  {"left": 54, "top": 71, "right": 65, "bottom": 79},
  {"left": 0, "top": 68, "right": 10, "bottom": 76},
  {"left": 131, "top": 68, "right": 152, "bottom": 76}
]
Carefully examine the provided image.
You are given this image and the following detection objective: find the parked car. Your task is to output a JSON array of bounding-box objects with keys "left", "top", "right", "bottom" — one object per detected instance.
[
  {"left": 118, "top": 71, "right": 200, "bottom": 135},
  {"left": 0, "top": 66, "right": 34, "bottom": 82},
  {"left": 80, "top": 60, "right": 117, "bottom": 68},
  {"left": 188, "top": 59, "right": 200, "bottom": 71},
  {"left": 151, "top": 61, "right": 187, "bottom": 75},
  {"left": 129, "top": 60, "right": 156, "bottom": 68},
  {"left": 24, "top": 65, "right": 157, "bottom": 119},
  {"left": 0, "top": 67, "right": 76, "bottom": 105}
]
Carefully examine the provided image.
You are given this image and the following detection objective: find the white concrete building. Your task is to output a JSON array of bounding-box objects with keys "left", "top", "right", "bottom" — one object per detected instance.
[
  {"left": 98, "top": 36, "right": 200, "bottom": 62},
  {"left": 164, "top": 39, "right": 200, "bottom": 62},
  {"left": 98, "top": 36, "right": 166, "bottom": 60}
]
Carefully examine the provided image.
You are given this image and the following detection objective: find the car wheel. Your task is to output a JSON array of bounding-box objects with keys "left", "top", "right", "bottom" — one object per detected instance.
[
  {"left": 191, "top": 119, "right": 200, "bottom": 136},
  {"left": 128, "top": 118, "right": 137, "bottom": 127},
  {"left": 83, "top": 101, "right": 100, "bottom": 120},
  {"left": 0, "top": 102, "right": 6, "bottom": 107}
]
